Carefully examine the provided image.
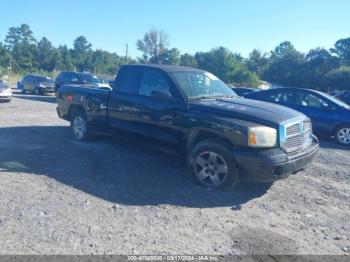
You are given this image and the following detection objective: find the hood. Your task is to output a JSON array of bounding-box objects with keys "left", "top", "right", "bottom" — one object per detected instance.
[
  {"left": 39, "top": 82, "right": 55, "bottom": 88},
  {"left": 189, "top": 97, "right": 305, "bottom": 127}
]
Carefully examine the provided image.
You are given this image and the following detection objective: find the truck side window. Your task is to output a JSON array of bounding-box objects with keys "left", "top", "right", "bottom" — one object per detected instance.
[
  {"left": 139, "top": 69, "right": 171, "bottom": 97},
  {"left": 117, "top": 67, "right": 143, "bottom": 94}
]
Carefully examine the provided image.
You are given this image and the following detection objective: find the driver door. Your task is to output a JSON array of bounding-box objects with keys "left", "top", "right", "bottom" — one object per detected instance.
[{"left": 109, "top": 67, "right": 186, "bottom": 145}]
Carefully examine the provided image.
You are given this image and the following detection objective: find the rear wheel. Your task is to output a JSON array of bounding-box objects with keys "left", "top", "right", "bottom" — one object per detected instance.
[
  {"left": 187, "top": 139, "right": 240, "bottom": 190},
  {"left": 70, "top": 110, "right": 88, "bottom": 141},
  {"left": 335, "top": 125, "right": 350, "bottom": 146}
]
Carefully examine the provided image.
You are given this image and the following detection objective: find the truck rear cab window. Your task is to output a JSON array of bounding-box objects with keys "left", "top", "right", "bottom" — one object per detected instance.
[{"left": 117, "top": 67, "right": 143, "bottom": 94}]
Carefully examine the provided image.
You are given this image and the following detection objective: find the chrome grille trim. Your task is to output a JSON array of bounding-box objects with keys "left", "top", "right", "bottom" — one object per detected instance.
[{"left": 279, "top": 117, "right": 313, "bottom": 153}]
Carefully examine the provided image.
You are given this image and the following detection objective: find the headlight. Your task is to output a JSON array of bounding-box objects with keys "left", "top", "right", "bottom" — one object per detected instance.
[
  {"left": 248, "top": 126, "right": 277, "bottom": 147},
  {"left": 39, "top": 84, "right": 45, "bottom": 88}
]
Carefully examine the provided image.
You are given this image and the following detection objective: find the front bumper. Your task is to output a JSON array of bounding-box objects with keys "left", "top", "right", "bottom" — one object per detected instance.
[
  {"left": 0, "top": 92, "right": 12, "bottom": 101},
  {"left": 233, "top": 136, "right": 319, "bottom": 182},
  {"left": 40, "top": 87, "right": 55, "bottom": 93}
]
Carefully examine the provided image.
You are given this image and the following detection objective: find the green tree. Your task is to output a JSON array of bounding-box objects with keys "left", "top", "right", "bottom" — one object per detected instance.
[
  {"left": 52, "top": 48, "right": 62, "bottom": 71},
  {"left": 195, "top": 47, "right": 259, "bottom": 86},
  {"left": 263, "top": 41, "right": 306, "bottom": 87},
  {"left": 305, "top": 48, "right": 339, "bottom": 88},
  {"left": 0, "top": 42, "right": 11, "bottom": 74},
  {"left": 245, "top": 49, "right": 269, "bottom": 77},
  {"left": 58, "top": 45, "right": 74, "bottom": 71},
  {"left": 323, "top": 66, "right": 350, "bottom": 91},
  {"left": 136, "top": 29, "right": 169, "bottom": 63},
  {"left": 158, "top": 48, "right": 180, "bottom": 65},
  {"left": 37, "top": 37, "right": 55, "bottom": 71},
  {"left": 72, "top": 36, "right": 92, "bottom": 71},
  {"left": 331, "top": 37, "right": 350, "bottom": 65},
  {"left": 180, "top": 53, "right": 198, "bottom": 67},
  {"left": 92, "top": 49, "right": 124, "bottom": 75},
  {"left": 4, "top": 24, "right": 38, "bottom": 72}
]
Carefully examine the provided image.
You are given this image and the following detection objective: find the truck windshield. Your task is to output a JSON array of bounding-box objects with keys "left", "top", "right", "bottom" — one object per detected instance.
[{"left": 171, "top": 71, "right": 237, "bottom": 99}]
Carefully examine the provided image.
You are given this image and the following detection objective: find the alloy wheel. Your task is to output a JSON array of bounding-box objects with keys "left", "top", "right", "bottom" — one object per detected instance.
[
  {"left": 72, "top": 116, "right": 86, "bottom": 140},
  {"left": 337, "top": 128, "right": 350, "bottom": 145},
  {"left": 193, "top": 151, "right": 228, "bottom": 187}
]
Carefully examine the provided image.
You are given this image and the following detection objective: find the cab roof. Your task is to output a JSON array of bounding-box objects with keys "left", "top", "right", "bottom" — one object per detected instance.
[{"left": 122, "top": 64, "right": 202, "bottom": 73}]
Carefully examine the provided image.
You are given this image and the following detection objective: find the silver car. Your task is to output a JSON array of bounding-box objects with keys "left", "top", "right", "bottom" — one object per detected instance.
[
  {"left": 19, "top": 75, "right": 55, "bottom": 94},
  {"left": 0, "top": 80, "right": 12, "bottom": 102}
]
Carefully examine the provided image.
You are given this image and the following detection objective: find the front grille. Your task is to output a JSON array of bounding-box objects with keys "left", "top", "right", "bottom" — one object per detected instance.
[
  {"left": 287, "top": 123, "right": 300, "bottom": 136},
  {"left": 283, "top": 119, "right": 312, "bottom": 152}
]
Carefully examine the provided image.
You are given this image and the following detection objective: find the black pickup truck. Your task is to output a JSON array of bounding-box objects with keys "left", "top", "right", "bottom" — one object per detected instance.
[{"left": 57, "top": 64, "right": 319, "bottom": 189}]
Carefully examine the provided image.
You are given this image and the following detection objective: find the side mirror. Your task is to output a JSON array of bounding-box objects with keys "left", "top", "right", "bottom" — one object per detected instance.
[
  {"left": 71, "top": 78, "right": 79, "bottom": 83},
  {"left": 151, "top": 90, "right": 174, "bottom": 102},
  {"left": 108, "top": 80, "right": 115, "bottom": 87}
]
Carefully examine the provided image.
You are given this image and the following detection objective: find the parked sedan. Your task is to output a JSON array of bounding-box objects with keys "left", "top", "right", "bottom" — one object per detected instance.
[
  {"left": 246, "top": 87, "right": 350, "bottom": 145},
  {"left": 334, "top": 91, "right": 350, "bottom": 105},
  {"left": 19, "top": 75, "right": 55, "bottom": 94},
  {"left": 0, "top": 80, "right": 12, "bottom": 102}
]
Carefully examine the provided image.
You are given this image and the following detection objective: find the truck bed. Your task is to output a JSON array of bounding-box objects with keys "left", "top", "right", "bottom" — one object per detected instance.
[{"left": 57, "top": 85, "right": 110, "bottom": 133}]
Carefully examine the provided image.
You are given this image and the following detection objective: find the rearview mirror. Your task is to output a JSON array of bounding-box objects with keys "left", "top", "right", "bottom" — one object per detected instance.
[{"left": 151, "top": 90, "right": 174, "bottom": 102}]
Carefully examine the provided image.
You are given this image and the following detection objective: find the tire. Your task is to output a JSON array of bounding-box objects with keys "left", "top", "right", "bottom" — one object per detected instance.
[
  {"left": 21, "top": 86, "right": 26, "bottom": 94},
  {"left": 335, "top": 125, "right": 350, "bottom": 146},
  {"left": 187, "top": 139, "right": 240, "bottom": 190},
  {"left": 70, "top": 109, "right": 89, "bottom": 141},
  {"left": 34, "top": 87, "right": 41, "bottom": 95}
]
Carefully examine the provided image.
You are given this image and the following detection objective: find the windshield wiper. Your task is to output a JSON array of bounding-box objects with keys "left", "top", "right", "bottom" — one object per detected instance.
[
  {"left": 219, "top": 95, "right": 237, "bottom": 98},
  {"left": 189, "top": 95, "right": 238, "bottom": 101},
  {"left": 189, "top": 96, "right": 216, "bottom": 101}
]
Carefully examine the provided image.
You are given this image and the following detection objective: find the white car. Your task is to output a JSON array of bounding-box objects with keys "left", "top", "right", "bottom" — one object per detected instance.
[{"left": 0, "top": 80, "right": 12, "bottom": 102}]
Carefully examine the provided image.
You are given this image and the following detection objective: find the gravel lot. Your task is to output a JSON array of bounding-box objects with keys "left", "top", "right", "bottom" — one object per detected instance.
[{"left": 0, "top": 90, "right": 349, "bottom": 255}]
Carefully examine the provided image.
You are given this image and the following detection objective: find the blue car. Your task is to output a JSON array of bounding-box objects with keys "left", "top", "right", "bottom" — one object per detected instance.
[{"left": 246, "top": 88, "right": 350, "bottom": 145}]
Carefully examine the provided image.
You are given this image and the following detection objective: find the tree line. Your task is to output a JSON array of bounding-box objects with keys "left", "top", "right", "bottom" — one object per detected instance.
[{"left": 1, "top": 24, "right": 350, "bottom": 91}]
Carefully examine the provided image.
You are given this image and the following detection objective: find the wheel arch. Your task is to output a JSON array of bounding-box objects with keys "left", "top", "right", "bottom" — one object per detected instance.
[
  {"left": 332, "top": 123, "right": 350, "bottom": 137},
  {"left": 68, "top": 104, "right": 86, "bottom": 121},
  {"left": 185, "top": 129, "right": 234, "bottom": 153}
]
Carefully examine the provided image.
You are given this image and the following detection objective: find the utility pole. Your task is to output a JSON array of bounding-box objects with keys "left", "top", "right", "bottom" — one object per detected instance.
[
  {"left": 8, "top": 56, "right": 12, "bottom": 83},
  {"left": 125, "top": 43, "right": 128, "bottom": 63}
]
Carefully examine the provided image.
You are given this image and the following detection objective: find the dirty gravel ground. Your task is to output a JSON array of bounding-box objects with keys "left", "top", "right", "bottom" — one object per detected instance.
[{"left": 0, "top": 91, "right": 349, "bottom": 255}]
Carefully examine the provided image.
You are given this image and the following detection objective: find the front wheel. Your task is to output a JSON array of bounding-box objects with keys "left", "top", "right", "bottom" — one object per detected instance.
[
  {"left": 34, "top": 87, "right": 41, "bottom": 95},
  {"left": 70, "top": 110, "right": 88, "bottom": 141},
  {"left": 187, "top": 139, "right": 240, "bottom": 190},
  {"left": 335, "top": 126, "right": 350, "bottom": 146}
]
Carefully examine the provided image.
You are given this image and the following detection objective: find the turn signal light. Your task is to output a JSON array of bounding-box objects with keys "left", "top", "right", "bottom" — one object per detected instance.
[{"left": 249, "top": 132, "right": 257, "bottom": 145}]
